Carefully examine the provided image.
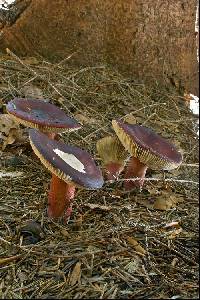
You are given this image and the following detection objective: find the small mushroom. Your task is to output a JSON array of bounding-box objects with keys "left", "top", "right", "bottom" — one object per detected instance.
[
  {"left": 96, "top": 135, "right": 128, "bottom": 180},
  {"left": 29, "top": 129, "right": 104, "bottom": 220},
  {"left": 6, "top": 98, "right": 81, "bottom": 139},
  {"left": 112, "top": 119, "right": 183, "bottom": 191}
]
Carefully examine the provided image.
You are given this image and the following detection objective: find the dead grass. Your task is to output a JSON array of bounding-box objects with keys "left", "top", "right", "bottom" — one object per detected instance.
[{"left": 0, "top": 51, "right": 199, "bottom": 299}]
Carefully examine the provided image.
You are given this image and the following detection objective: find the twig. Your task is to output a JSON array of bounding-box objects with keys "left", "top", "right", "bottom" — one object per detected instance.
[
  {"left": 0, "top": 255, "right": 22, "bottom": 266},
  {"left": 0, "top": 171, "right": 24, "bottom": 178},
  {"left": 106, "top": 177, "right": 199, "bottom": 185},
  {"left": 181, "top": 163, "right": 199, "bottom": 167},
  {"left": 153, "top": 238, "right": 198, "bottom": 265}
]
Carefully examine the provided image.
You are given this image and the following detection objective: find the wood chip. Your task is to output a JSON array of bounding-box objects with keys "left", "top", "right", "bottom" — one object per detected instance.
[
  {"left": 126, "top": 236, "right": 146, "bottom": 255},
  {"left": 69, "top": 261, "right": 81, "bottom": 286}
]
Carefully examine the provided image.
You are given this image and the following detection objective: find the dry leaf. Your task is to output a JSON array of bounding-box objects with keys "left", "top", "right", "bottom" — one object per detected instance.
[
  {"left": 20, "top": 220, "right": 44, "bottom": 245},
  {"left": 124, "top": 257, "right": 142, "bottom": 274},
  {"left": 168, "top": 228, "right": 183, "bottom": 239},
  {"left": 136, "top": 193, "right": 183, "bottom": 211},
  {"left": 126, "top": 236, "right": 146, "bottom": 255},
  {"left": 69, "top": 262, "right": 81, "bottom": 286},
  {"left": 154, "top": 194, "right": 183, "bottom": 210},
  {"left": 123, "top": 115, "right": 137, "bottom": 124},
  {"left": 22, "top": 57, "right": 40, "bottom": 65},
  {"left": 60, "top": 229, "right": 70, "bottom": 238},
  {"left": 0, "top": 114, "right": 18, "bottom": 135},
  {"left": 147, "top": 187, "right": 160, "bottom": 195},
  {"left": 0, "top": 114, "right": 23, "bottom": 150},
  {"left": 21, "top": 84, "right": 44, "bottom": 99},
  {"left": 74, "top": 214, "right": 83, "bottom": 229},
  {"left": 2, "top": 128, "right": 20, "bottom": 150},
  {"left": 74, "top": 113, "right": 96, "bottom": 125},
  {"left": 171, "top": 257, "right": 179, "bottom": 267},
  {"left": 85, "top": 203, "right": 112, "bottom": 211}
]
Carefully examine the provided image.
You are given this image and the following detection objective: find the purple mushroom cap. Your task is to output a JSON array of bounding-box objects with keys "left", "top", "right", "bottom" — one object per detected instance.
[
  {"left": 29, "top": 129, "right": 104, "bottom": 189},
  {"left": 6, "top": 98, "right": 81, "bottom": 132},
  {"left": 112, "top": 119, "right": 183, "bottom": 170}
]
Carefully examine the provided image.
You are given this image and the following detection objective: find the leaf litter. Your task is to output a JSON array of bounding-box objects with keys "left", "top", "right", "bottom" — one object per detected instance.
[{"left": 0, "top": 52, "right": 199, "bottom": 299}]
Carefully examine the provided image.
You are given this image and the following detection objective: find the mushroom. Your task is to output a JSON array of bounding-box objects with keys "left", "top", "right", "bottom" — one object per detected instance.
[
  {"left": 112, "top": 119, "right": 183, "bottom": 191},
  {"left": 6, "top": 98, "right": 81, "bottom": 139},
  {"left": 29, "top": 129, "right": 104, "bottom": 220},
  {"left": 96, "top": 135, "right": 128, "bottom": 180}
]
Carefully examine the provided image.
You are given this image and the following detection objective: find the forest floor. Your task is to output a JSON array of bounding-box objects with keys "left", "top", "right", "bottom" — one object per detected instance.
[{"left": 0, "top": 52, "right": 199, "bottom": 299}]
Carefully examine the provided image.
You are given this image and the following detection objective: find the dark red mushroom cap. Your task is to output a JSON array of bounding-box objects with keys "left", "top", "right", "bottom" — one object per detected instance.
[
  {"left": 29, "top": 129, "right": 104, "bottom": 189},
  {"left": 6, "top": 98, "right": 81, "bottom": 133},
  {"left": 112, "top": 119, "right": 183, "bottom": 170}
]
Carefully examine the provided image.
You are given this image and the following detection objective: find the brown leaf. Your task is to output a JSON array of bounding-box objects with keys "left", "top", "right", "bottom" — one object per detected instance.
[
  {"left": 73, "top": 214, "right": 83, "bottom": 230},
  {"left": 22, "top": 57, "right": 40, "bottom": 65},
  {"left": 168, "top": 228, "right": 183, "bottom": 239},
  {"left": 74, "top": 113, "right": 97, "bottom": 125},
  {"left": 0, "top": 114, "right": 18, "bottom": 135},
  {"left": 126, "top": 236, "right": 146, "bottom": 255},
  {"left": 2, "top": 128, "right": 21, "bottom": 150},
  {"left": 60, "top": 229, "right": 70, "bottom": 238},
  {"left": 0, "top": 114, "right": 23, "bottom": 150},
  {"left": 123, "top": 115, "right": 137, "bottom": 124},
  {"left": 85, "top": 203, "right": 112, "bottom": 211},
  {"left": 136, "top": 193, "right": 183, "bottom": 211},
  {"left": 21, "top": 84, "right": 44, "bottom": 99},
  {"left": 69, "top": 262, "right": 81, "bottom": 286},
  {"left": 20, "top": 220, "right": 44, "bottom": 245},
  {"left": 124, "top": 257, "right": 142, "bottom": 274}
]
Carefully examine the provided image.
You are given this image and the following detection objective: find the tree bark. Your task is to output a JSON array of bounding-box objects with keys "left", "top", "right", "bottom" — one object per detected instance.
[{"left": 0, "top": 0, "right": 198, "bottom": 95}]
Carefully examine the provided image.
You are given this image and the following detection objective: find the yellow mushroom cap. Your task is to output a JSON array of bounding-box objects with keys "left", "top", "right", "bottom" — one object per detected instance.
[{"left": 96, "top": 135, "right": 128, "bottom": 166}]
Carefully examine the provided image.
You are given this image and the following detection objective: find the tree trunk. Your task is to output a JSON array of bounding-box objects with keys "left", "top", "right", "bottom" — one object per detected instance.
[{"left": 0, "top": 0, "right": 198, "bottom": 95}]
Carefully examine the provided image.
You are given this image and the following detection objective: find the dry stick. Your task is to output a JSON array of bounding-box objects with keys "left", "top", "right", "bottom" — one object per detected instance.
[
  {"left": 0, "top": 171, "right": 24, "bottom": 178},
  {"left": 50, "top": 51, "right": 78, "bottom": 69},
  {"left": 181, "top": 163, "right": 199, "bottom": 167},
  {"left": 66, "top": 65, "right": 106, "bottom": 80},
  {"left": 0, "top": 255, "right": 22, "bottom": 266},
  {"left": 153, "top": 238, "right": 198, "bottom": 265},
  {"left": 5, "top": 49, "right": 71, "bottom": 114},
  {"left": 20, "top": 74, "right": 39, "bottom": 88},
  {"left": 106, "top": 177, "right": 199, "bottom": 185},
  {"left": 142, "top": 112, "right": 157, "bottom": 126}
]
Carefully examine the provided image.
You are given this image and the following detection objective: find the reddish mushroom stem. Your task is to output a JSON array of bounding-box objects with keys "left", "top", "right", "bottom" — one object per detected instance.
[
  {"left": 39, "top": 130, "right": 58, "bottom": 140},
  {"left": 63, "top": 183, "right": 76, "bottom": 222},
  {"left": 46, "top": 132, "right": 58, "bottom": 140},
  {"left": 105, "top": 162, "right": 124, "bottom": 180},
  {"left": 124, "top": 157, "right": 148, "bottom": 191},
  {"left": 48, "top": 174, "right": 76, "bottom": 219}
]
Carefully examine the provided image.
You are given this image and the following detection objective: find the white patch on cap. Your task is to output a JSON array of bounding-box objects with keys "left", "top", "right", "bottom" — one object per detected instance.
[{"left": 53, "top": 148, "right": 86, "bottom": 173}]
